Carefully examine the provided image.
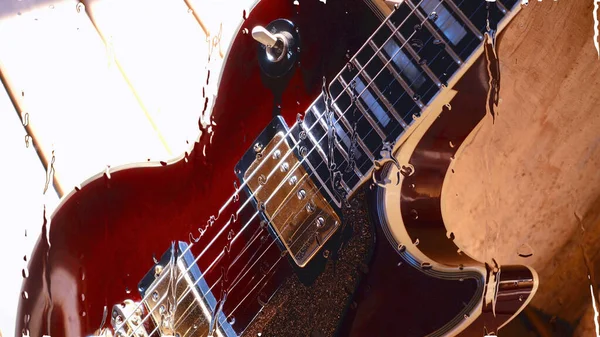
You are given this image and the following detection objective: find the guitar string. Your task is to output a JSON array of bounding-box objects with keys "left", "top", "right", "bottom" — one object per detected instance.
[
  {"left": 120, "top": 1, "right": 453, "bottom": 335},
  {"left": 121, "top": 1, "right": 461, "bottom": 334},
  {"left": 116, "top": 2, "right": 421, "bottom": 333},
  {"left": 123, "top": 0, "right": 504, "bottom": 334},
  {"left": 115, "top": 7, "right": 405, "bottom": 330}
]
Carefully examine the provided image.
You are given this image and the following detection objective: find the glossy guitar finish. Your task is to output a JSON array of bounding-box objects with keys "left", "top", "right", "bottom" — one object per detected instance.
[{"left": 16, "top": 0, "right": 537, "bottom": 336}]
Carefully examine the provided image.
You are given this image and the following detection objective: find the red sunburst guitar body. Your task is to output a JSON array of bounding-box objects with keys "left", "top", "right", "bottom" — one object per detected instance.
[{"left": 16, "top": 0, "right": 537, "bottom": 336}]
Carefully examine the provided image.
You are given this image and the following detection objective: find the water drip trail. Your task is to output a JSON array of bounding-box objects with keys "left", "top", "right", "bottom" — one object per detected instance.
[{"left": 123, "top": 0, "right": 487, "bottom": 333}]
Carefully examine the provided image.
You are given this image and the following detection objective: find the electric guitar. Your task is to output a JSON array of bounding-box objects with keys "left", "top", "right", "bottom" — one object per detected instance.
[{"left": 16, "top": 0, "right": 538, "bottom": 336}]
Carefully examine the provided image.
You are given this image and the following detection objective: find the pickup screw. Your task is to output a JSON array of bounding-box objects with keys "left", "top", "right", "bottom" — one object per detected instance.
[
  {"left": 316, "top": 217, "right": 325, "bottom": 228},
  {"left": 152, "top": 291, "right": 159, "bottom": 301},
  {"left": 273, "top": 149, "right": 281, "bottom": 159},
  {"left": 306, "top": 203, "right": 315, "bottom": 213},
  {"left": 297, "top": 189, "right": 306, "bottom": 200},
  {"left": 254, "top": 142, "right": 263, "bottom": 153},
  {"left": 154, "top": 265, "right": 163, "bottom": 276},
  {"left": 281, "top": 162, "right": 289, "bottom": 172},
  {"left": 115, "top": 315, "right": 123, "bottom": 325},
  {"left": 289, "top": 176, "right": 298, "bottom": 185}
]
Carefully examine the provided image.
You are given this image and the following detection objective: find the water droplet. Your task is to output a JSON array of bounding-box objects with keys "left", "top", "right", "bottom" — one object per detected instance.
[
  {"left": 449, "top": 141, "right": 455, "bottom": 148},
  {"left": 397, "top": 244, "right": 406, "bottom": 252},
  {"left": 23, "top": 314, "right": 30, "bottom": 324},
  {"left": 76, "top": 2, "right": 85, "bottom": 13},
  {"left": 22, "top": 268, "right": 28, "bottom": 278},
  {"left": 81, "top": 293, "right": 85, "bottom": 301},
  {"left": 79, "top": 267, "right": 85, "bottom": 281},
  {"left": 517, "top": 243, "right": 534, "bottom": 258},
  {"left": 429, "top": 11, "right": 438, "bottom": 21},
  {"left": 227, "top": 229, "right": 235, "bottom": 240},
  {"left": 300, "top": 146, "right": 308, "bottom": 157},
  {"left": 410, "top": 209, "right": 418, "bottom": 220},
  {"left": 228, "top": 316, "right": 236, "bottom": 325},
  {"left": 80, "top": 310, "right": 86, "bottom": 317},
  {"left": 410, "top": 39, "right": 424, "bottom": 49},
  {"left": 413, "top": 238, "right": 420, "bottom": 246},
  {"left": 125, "top": 287, "right": 131, "bottom": 294},
  {"left": 447, "top": 232, "right": 455, "bottom": 240},
  {"left": 22, "top": 291, "right": 28, "bottom": 300},
  {"left": 412, "top": 94, "right": 421, "bottom": 102},
  {"left": 49, "top": 4, "right": 54, "bottom": 9},
  {"left": 421, "top": 262, "right": 432, "bottom": 270},
  {"left": 458, "top": 264, "right": 464, "bottom": 270},
  {"left": 23, "top": 255, "right": 27, "bottom": 262},
  {"left": 413, "top": 24, "right": 422, "bottom": 31},
  {"left": 187, "top": 8, "right": 193, "bottom": 13},
  {"left": 293, "top": 0, "right": 299, "bottom": 4},
  {"left": 242, "top": 10, "right": 247, "bottom": 20},
  {"left": 323, "top": 249, "right": 330, "bottom": 258},
  {"left": 24, "top": 134, "right": 30, "bottom": 148}
]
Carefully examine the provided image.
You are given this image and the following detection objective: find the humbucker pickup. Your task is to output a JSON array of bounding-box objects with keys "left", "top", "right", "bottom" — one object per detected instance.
[{"left": 235, "top": 116, "right": 342, "bottom": 268}]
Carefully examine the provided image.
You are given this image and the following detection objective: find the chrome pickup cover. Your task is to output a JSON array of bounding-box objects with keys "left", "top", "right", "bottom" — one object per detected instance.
[{"left": 237, "top": 116, "right": 341, "bottom": 267}]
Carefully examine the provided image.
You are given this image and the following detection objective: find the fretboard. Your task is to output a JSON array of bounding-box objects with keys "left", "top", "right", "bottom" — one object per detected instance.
[{"left": 290, "top": 0, "right": 520, "bottom": 207}]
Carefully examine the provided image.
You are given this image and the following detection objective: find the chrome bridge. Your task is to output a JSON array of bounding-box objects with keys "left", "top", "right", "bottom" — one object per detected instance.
[
  {"left": 235, "top": 116, "right": 342, "bottom": 268},
  {"left": 133, "top": 242, "right": 236, "bottom": 337}
]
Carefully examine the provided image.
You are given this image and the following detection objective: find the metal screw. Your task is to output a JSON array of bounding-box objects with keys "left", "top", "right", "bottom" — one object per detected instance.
[
  {"left": 115, "top": 315, "right": 123, "bottom": 325},
  {"left": 253, "top": 143, "right": 263, "bottom": 153},
  {"left": 306, "top": 203, "right": 315, "bottom": 213},
  {"left": 281, "top": 162, "right": 289, "bottom": 172},
  {"left": 154, "top": 265, "right": 163, "bottom": 276},
  {"left": 152, "top": 291, "right": 159, "bottom": 301},
  {"left": 273, "top": 149, "right": 281, "bottom": 159},
  {"left": 289, "top": 176, "right": 298, "bottom": 185},
  {"left": 297, "top": 189, "right": 306, "bottom": 200},
  {"left": 316, "top": 217, "right": 325, "bottom": 228}
]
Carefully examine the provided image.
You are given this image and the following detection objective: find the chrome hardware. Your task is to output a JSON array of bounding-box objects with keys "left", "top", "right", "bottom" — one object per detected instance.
[
  {"left": 297, "top": 189, "right": 306, "bottom": 200},
  {"left": 243, "top": 131, "right": 341, "bottom": 267},
  {"left": 252, "top": 25, "right": 288, "bottom": 63},
  {"left": 252, "top": 26, "right": 278, "bottom": 48},
  {"left": 111, "top": 299, "right": 148, "bottom": 337},
  {"left": 137, "top": 242, "right": 236, "bottom": 337}
]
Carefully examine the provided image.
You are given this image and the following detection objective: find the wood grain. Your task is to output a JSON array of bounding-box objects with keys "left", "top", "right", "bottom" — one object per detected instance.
[{"left": 442, "top": 0, "right": 600, "bottom": 331}]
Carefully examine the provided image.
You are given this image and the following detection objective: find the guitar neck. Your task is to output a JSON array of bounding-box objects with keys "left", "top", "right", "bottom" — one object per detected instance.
[{"left": 284, "top": 0, "right": 521, "bottom": 207}]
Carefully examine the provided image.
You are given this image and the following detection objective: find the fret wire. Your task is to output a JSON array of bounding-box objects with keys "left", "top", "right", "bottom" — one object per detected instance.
[
  {"left": 309, "top": 104, "right": 363, "bottom": 176},
  {"left": 495, "top": 0, "right": 509, "bottom": 14},
  {"left": 302, "top": 122, "right": 331, "bottom": 165},
  {"left": 403, "top": 0, "right": 463, "bottom": 64},
  {"left": 335, "top": 77, "right": 388, "bottom": 140},
  {"left": 367, "top": 40, "right": 424, "bottom": 112},
  {"left": 288, "top": 130, "right": 351, "bottom": 202},
  {"left": 382, "top": 20, "right": 442, "bottom": 87},
  {"left": 442, "top": 0, "right": 484, "bottom": 39},
  {"left": 312, "top": 104, "right": 375, "bottom": 162},
  {"left": 349, "top": 58, "right": 407, "bottom": 128}
]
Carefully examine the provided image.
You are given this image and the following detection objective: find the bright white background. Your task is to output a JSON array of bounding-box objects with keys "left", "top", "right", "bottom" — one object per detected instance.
[{"left": 0, "top": 0, "right": 253, "bottom": 335}]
